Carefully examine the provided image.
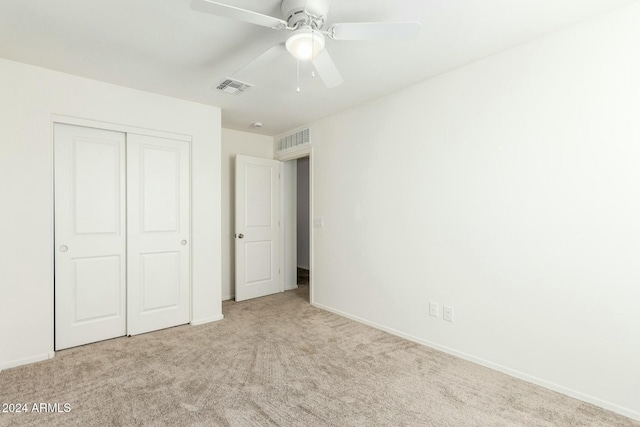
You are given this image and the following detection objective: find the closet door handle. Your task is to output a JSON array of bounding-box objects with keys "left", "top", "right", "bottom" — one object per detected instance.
[
  {"left": 181, "top": 240, "right": 188, "bottom": 246},
  {"left": 59, "top": 245, "right": 69, "bottom": 252},
  {"left": 238, "top": 234, "right": 244, "bottom": 239}
]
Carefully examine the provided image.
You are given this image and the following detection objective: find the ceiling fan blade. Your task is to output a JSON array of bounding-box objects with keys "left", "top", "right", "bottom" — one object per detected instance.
[
  {"left": 312, "top": 49, "right": 343, "bottom": 88},
  {"left": 234, "top": 43, "right": 287, "bottom": 79},
  {"left": 328, "top": 22, "right": 421, "bottom": 41},
  {"left": 190, "top": 0, "right": 288, "bottom": 29}
]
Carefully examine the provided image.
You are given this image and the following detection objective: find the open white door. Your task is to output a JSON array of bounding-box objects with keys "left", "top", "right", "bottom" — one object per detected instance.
[
  {"left": 127, "top": 134, "right": 191, "bottom": 335},
  {"left": 54, "top": 124, "right": 127, "bottom": 350},
  {"left": 235, "top": 155, "right": 281, "bottom": 301}
]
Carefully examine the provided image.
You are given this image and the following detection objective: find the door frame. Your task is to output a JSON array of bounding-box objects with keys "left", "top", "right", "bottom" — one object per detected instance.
[
  {"left": 277, "top": 147, "right": 314, "bottom": 305},
  {"left": 51, "top": 114, "right": 193, "bottom": 351}
]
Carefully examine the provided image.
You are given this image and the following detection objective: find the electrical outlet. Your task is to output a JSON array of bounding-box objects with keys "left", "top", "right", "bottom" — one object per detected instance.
[
  {"left": 443, "top": 306, "right": 454, "bottom": 322},
  {"left": 429, "top": 301, "right": 439, "bottom": 317}
]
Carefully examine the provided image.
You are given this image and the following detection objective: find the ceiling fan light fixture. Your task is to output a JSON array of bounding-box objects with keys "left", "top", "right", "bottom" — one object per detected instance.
[{"left": 285, "top": 28, "right": 325, "bottom": 61}]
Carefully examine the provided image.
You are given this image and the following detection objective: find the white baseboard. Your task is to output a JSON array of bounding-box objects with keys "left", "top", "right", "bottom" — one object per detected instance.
[
  {"left": 222, "top": 294, "right": 234, "bottom": 301},
  {"left": 284, "top": 284, "right": 299, "bottom": 291},
  {"left": 191, "top": 314, "right": 224, "bottom": 326},
  {"left": 0, "top": 352, "right": 52, "bottom": 371},
  {"left": 312, "top": 302, "right": 640, "bottom": 422}
]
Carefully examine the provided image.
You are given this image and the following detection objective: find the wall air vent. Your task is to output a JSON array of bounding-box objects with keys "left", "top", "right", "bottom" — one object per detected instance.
[
  {"left": 277, "top": 128, "right": 310, "bottom": 153},
  {"left": 215, "top": 78, "right": 252, "bottom": 95}
]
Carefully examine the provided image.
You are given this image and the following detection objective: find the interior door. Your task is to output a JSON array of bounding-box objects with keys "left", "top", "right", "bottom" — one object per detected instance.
[
  {"left": 235, "top": 155, "right": 281, "bottom": 301},
  {"left": 127, "top": 134, "right": 191, "bottom": 335},
  {"left": 54, "top": 124, "right": 126, "bottom": 350}
]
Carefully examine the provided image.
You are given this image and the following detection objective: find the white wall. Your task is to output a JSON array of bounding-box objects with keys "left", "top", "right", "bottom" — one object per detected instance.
[
  {"left": 308, "top": 2, "right": 640, "bottom": 421},
  {"left": 296, "top": 157, "right": 310, "bottom": 269},
  {"left": 221, "top": 128, "right": 273, "bottom": 300},
  {"left": 0, "top": 58, "right": 222, "bottom": 370}
]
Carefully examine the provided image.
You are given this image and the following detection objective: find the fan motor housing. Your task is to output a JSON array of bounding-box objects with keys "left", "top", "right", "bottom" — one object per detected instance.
[{"left": 281, "top": 0, "right": 329, "bottom": 28}]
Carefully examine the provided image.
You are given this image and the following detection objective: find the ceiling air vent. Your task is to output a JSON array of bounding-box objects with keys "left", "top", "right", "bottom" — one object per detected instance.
[
  {"left": 215, "top": 78, "right": 252, "bottom": 95},
  {"left": 277, "top": 128, "right": 310, "bottom": 153}
]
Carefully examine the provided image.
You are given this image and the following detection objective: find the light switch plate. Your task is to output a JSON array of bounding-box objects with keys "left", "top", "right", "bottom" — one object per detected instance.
[
  {"left": 429, "top": 301, "right": 438, "bottom": 317},
  {"left": 313, "top": 218, "right": 324, "bottom": 228},
  {"left": 443, "top": 306, "right": 454, "bottom": 322}
]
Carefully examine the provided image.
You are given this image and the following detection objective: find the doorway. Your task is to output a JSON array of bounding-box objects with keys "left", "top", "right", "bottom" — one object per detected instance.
[
  {"left": 280, "top": 147, "right": 313, "bottom": 304},
  {"left": 54, "top": 122, "right": 191, "bottom": 350},
  {"left": 233, "top": 148, "right": 312, "bottom": 303},
  {"left": 295, "top": 157, "right": 310, "bottom": 291}
]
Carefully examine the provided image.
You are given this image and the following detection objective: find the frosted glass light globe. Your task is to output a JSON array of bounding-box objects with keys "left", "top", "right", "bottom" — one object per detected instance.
[{"left": 286, "top": 29, "right": 325, "bottom": 60}]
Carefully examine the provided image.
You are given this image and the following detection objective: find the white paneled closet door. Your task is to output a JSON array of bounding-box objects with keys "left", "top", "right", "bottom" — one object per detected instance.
[
  {"left": 55, "top": 124, "right": 191, "bottom": 350},
  {"left": 126, "top": 134, "right": 190, "bottom": 336},
  {"left": 54, "top": 124, "right": 127, "bottom": 350}
]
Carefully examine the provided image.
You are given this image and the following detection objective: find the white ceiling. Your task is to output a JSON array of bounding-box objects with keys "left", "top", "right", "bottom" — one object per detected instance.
[{"left": 0, "top": 0, "right": 635, "bottom": 136}]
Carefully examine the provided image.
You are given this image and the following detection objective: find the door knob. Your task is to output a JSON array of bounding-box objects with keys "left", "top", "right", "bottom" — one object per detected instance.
[
  {"left": 238, "top": 234, "right": 244, "bottom": 239},
  {"left": 181, "top": 240, "right": 187, "bottom": 246},
  {"left": 59, "top": 245, "right": 68, "bottom": 252}
]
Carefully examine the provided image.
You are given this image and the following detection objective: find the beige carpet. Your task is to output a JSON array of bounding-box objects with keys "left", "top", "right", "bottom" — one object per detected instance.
[{"left": 0, "top": 286, "right": 636, "bottom": 427}]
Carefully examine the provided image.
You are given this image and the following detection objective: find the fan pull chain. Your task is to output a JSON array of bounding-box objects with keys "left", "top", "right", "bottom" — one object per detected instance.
[{"left": 296, "top": 59, "right": 301, "bottom": 93}]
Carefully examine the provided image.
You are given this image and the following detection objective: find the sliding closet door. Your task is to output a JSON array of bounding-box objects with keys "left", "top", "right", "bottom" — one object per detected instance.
[
  {"left": 127, "top": 134, "right": 190, "bottom": 335},
  {"left": 54, "top": 124, "right": 126, "bottom": 350}
]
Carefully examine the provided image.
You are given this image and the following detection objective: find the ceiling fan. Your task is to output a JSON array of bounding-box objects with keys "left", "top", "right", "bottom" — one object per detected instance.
[{"left": 191, "top": 0, "right": 421, "bottom": 89}]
